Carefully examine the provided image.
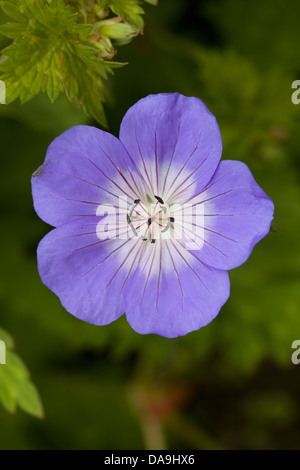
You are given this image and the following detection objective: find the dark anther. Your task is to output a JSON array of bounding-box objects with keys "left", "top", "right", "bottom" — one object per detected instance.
[
  {"left": 142, "top": 238, "right": 147, "bottom": 241},
  {"left": 147, "top": 217, "right": 153, "bottom": 226},
  {"left": 169, "top": 217, "right": 175, "bottom": 223},
  {"left": 154, "top": 195, "right": 164, "bottom": 204},
  {"left": 127, "top": 214, "right": 131, "bottom": 224},
  {"left": 151, "top": 239, "right": 156, "bottom": 244},
  {"left": 134, "top": 199, "right": 140, "bottom": 204}
]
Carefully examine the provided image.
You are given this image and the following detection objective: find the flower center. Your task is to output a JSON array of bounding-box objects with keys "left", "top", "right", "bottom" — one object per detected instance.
[{"left": 127, "top": 195, "right": 175, "bottom": 243}]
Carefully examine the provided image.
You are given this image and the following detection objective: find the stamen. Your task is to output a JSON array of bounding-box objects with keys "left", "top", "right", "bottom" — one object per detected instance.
[
  {"left": 154, "top": 195, "right": 164, "bottom": 204},
  {"left": 127, "top": 194, "right": 174, "bottom": 243},
  {"left": 161, "top": 222, "right": 170, "bottom": 233}
]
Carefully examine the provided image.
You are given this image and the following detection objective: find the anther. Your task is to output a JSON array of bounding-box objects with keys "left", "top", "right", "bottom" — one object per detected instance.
[
  {"left": 154, "top": 195, "right": 164, "bottom": 204},
  {"left": 169, "top": 217, "right": 175, "bottom": 222},
  {"left": 147, "top": 217, "right": 153, "bottom": 226},
  {"left": 134, "top": 199, "right": 140, "bottom": 204}
]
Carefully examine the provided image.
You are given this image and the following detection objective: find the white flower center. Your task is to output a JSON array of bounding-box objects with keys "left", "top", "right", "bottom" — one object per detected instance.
[
  {"left": 95, "top": 160, "right": 207, "bottom": 279},
  {"left": 127, "top": 195, "right": 175, "bottom": 244}
]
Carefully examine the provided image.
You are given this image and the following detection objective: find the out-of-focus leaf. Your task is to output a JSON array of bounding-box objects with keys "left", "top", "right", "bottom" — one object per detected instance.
[
  {"left": 0, "top": 92, "right": 89, "bottom": 133},
  {"left": 0, "top": 328, "right": 44, "bottom": 418},
  {"left": 202, "top": 0, "right": 300, "bottom": 73}
]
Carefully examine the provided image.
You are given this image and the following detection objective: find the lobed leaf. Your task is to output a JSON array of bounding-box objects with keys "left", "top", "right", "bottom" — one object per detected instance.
[{"left": 0, "top": 0, "right": 156, "bottom": 126}]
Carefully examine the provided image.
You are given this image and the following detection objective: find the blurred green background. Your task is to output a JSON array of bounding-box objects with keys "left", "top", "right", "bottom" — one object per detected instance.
[{"left": 1, "top": 0, "right": 300, "bottom": 450}]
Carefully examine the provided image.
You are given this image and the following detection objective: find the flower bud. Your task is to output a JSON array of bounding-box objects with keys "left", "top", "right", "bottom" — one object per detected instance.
[{"left": 94, "top": 17, "right": 139, "bottom": 45}]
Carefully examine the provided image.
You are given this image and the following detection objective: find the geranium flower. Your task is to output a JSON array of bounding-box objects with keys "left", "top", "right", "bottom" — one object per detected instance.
[{"left": 32, "top": 93, "right": 274, "bottom": 337}]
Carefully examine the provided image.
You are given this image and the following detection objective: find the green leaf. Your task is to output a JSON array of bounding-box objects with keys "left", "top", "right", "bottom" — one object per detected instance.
[
  {"left": 99, "top": 0, "right": 145, "bottom": 30},
  {"left": 0, "top": 328, "right": 44, "bottom": 418},
  {"left": 0, "top": 0, "right": 156, "bottom": 126},
  {"left": 0, "top": 0, "right": 121, "bottom": 125},
  {"left": 95, "top": 17, "right": 138, "bottom": 45},
  {"left": 0, "top": 327, "right": 14, "bottom": 349},
  {"left": 0, "top": 0, "right": 26, "bottom": 22},
  {"left": 16, "top": 380, "right": 44, "bottom": 418},
  {"left": 0, "top": 378, "right": 16, "bottom": 413},
  {"left": 0, "top": 22, "right": 24, "bottom": 39}
]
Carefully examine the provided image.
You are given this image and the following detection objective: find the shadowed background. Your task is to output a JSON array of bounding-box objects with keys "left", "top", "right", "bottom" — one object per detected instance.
[{"left": 0, "top": 0, "right": 300, "bottom": 449}]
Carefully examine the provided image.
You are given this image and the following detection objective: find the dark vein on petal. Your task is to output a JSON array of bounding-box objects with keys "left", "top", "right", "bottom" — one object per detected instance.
[
  {"left": 173, "top": 190, "right": 233, "bottom": 215},
  {"left": 134, "top": 127, "right": 155, "bottom": 195},
  {"left": 166, "top": 243, "right": 183, "bottom": 297},
  {"left": 182, "top": 213, "right": 237, "bottom": 217},
  {"left": 166, "top": 136, "right": 202, "bottom": 198},
  {"left": 161, "top": 121, "right": 181, "bottom": 195},
  {"left": 96, "top": 143, "right": 140, "bottom": 199},
  {"left": 120, "top": 242, "right": 144, "bottom": 292},
  {"left": 140, "top": 246, "right": 154, "bottom": 276},
  {"left": 171, "top": 240, "right": 209, "bottom": 292},
  {"left": 184, "top": 188, "right": 233, "bottom": 205},
  {"left": 56, "top": 172, "right": 124, "bottom": 203},
  {"left": 79, "top": 151, "right": 133, "bottom": 200},
  {"left": 124, "top": 151, "right": 152, "bottom": 197},
  {"left": 65, "top": 198, "right": 100, "bottom": 205},
  {"left": 66, "top": 226, "right": 129, "bottom": 240},
  {"left": 184, "top": 220, "right": 239, "bottom": 243},
  {"left": 179, "top": 173, "right": 229, "bottom": 205},
  {"left": 172, "top": 224, "right": 213, "bottom": 259},
  {"left": 176, "top": 239, "right": 217, "bottom": 274},
  {"left": 71, "top": 238, "right": 113, "bottom": 254},
  {"left": 154, "top": 112, "right": 163, "bottom": 194},
  {"left": 119, "top": 154, "right": 144, "bottom": 197},
  {"left": 165, "top": 242, "right": 188, "bottom": 311},
  {"left": 156, "top": 242, "right": 163, "bottom": 309},
  {"left": 142, "top": 243, "right": 157, "bottom": 296},
  {"left": 68, "top": 210, "right": 126, "bottom": 218},
  {"left": 167, "top": 156, "right": 208, "bottom": 201},
  {"left": 176, "top": 220, "right": 229, "bottom": 257},
  {"left": 82, "top": 239, "right": 132, "bottom": 277},
  {"left": 104, "top": 240, "right": 141, "bottom": 290}
]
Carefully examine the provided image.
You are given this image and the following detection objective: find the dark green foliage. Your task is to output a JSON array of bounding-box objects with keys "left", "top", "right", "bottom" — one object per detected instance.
[{"left": 0, "top": 0, "right": 154, "bottom": 126}]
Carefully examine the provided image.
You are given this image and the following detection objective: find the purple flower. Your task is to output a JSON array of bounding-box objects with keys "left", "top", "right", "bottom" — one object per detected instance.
[{"left": 32, "top": 93, "right": 274, "bottom": 338}]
